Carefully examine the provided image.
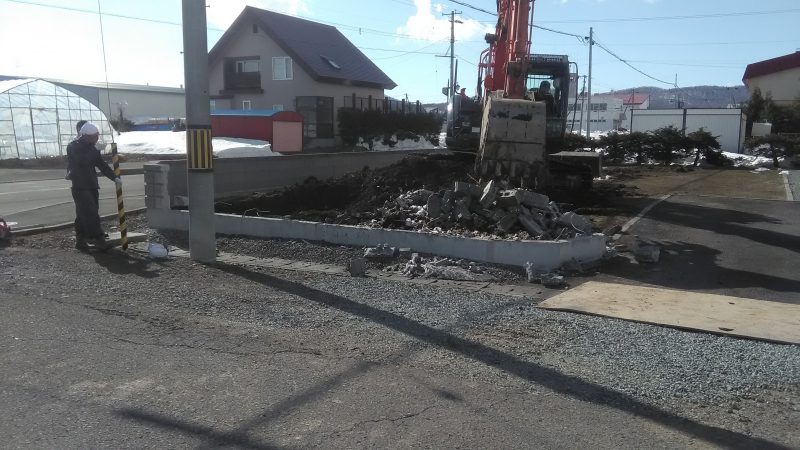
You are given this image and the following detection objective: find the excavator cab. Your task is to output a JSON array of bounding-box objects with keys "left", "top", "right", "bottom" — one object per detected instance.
[{"left": 525, "top": 54, "right": 571, "bottom": 154}]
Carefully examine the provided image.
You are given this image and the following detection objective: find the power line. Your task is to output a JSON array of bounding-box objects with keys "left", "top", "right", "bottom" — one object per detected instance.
[
  {"left": 445, "top": 0, "right": 496, "bottom": 16},
  {"left": 592, "top": 37, "right": 673, "bottom": 86},
  {"left": 534, "top": 8, "right": 800, "bottom": 24}
]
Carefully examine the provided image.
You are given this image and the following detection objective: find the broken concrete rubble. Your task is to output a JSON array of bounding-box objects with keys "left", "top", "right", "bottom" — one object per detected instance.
[
  {"left": 381, "top": 179, "right": 595, "bottom": 240},
  {"left": 398, "top": 253, "right": 496, "bottom": 282},
  {"left": 364, "top": 244, "right": 398, "bottom": 259},
  {"left": 634, "top": 244, "right": 661, "bottom": 263}
]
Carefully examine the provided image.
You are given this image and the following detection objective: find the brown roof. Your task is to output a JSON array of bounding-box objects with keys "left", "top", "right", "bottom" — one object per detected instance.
[
  {"left": 209, "top": 7, "right": 396, "bottom": 90},
  {"left": 742, "top": 52, "right": 800, "bottom": 82}
]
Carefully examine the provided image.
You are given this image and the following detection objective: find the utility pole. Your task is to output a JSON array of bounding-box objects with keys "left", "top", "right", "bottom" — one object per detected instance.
[
  {"left": 182, "top": 0, "right": 215, "bottom": 262},
  {"left": 579, "top": 75, "right": 586, "bottom": 133},
  {"left": 443, "top": 11, "right": 462, "bottom": 98},
  {"left": 586, "top": 27, "right": 593, "bottom": 139}
]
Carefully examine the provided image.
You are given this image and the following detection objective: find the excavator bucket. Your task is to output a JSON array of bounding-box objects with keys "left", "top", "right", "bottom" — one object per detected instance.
[{"left": 475, "top": 95, "right": 549, "bottom": 189}]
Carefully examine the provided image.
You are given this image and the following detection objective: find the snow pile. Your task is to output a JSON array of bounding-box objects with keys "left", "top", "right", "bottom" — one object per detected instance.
[
  {"left": 115, "top": 131, "right": 276, "bottom": 158},
  {"left": 722, "top": 151, "right": 776, "bottom": 168},
  {"left": 357, "top": 134, "right": 437, "bottom": 152}
]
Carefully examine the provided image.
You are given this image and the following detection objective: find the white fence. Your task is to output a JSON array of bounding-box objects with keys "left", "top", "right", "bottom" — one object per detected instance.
[{"left": 630, "top": 108, "right": 747, "bottom": 153}]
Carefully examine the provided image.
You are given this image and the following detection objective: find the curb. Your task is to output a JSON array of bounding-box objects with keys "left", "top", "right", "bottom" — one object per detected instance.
[
  {"left": 11, "top": 207, "right": 146, "bottom": 236},
  {"left": 0, "top": 167, "right": 144, "bottom": 184}
]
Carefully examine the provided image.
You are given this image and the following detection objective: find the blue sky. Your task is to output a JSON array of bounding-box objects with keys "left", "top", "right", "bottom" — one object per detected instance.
[{"left": 0, "top": 0, "right": 798, "bottom": 103}]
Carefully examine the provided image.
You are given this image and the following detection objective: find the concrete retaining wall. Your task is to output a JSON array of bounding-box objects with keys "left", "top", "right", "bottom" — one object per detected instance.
[
  {"left": 148, "top": 208, "right": 607, "bottom": 270},
  {"left": 145, "top": 149, "right": 439, "bottom": 206}
]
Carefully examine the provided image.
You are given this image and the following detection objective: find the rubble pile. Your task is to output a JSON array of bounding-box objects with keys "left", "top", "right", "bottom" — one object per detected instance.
[{"left": 372, "top": 180, "right": 595, "bottom": 240}]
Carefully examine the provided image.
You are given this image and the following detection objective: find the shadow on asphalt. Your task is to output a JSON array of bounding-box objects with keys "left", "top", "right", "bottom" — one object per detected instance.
[
  {"left": 112, "top": 263, "right": 792, "bottom": 450},
  {"left": 647, "top": 200, "right": 800, "bottom": 253},
  {"left": 602, "top": 240, "right": 800, "bottom": 296},
  {"left": 91, "top": 251, "right": 161, "bottom": 278}
]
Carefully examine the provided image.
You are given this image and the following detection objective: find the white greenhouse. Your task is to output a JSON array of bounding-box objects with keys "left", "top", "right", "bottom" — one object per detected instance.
[{"left": 0, "top": 78, "right": 114, "bottom": 159}]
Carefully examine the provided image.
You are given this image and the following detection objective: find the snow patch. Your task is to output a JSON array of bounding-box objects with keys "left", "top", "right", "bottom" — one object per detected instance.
[
  {"left": 357, "top": 134, "right": 437, "bottom": 152},
  {"left": 115, "top": 131, "right": 276, "bottom": 158}
]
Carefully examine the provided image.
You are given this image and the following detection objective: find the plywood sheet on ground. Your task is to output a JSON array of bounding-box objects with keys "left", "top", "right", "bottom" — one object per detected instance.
[{"left": 538, "top": 281, "right": 800, "bottom": 345}]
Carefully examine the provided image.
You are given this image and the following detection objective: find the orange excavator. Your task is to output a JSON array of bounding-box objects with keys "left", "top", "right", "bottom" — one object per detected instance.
[{"left": 447, "top": 0, "right": 598, "bottom": 190}]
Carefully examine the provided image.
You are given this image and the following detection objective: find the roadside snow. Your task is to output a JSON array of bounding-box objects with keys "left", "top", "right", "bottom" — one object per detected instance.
[
  {"left": 115, "top": 131, "right": 276, "bottom": 158},
  {"left": 722, "top": 151, "right": 776, "bottom": 168},
  {"left": 358, "top": 134, "right": 437, "bottom": 151}
]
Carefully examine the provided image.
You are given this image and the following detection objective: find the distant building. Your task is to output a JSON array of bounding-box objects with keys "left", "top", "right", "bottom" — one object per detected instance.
[
  {"left": 566, "top": 94, "right": 624, "bottom": 133},
  {"left": 614, "top": 92, "right": 650, "bottom": 111},
  {"left": 742, "top": 51, "right": 800, "bottom": 106},
  {"left": 0, "top": 75, "right": 185, "bottom": 124},
  {"left": 207, "top": 6, "right": 396, "bottom": 148}
]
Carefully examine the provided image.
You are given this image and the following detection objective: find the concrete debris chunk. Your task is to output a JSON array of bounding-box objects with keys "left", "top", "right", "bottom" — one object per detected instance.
[
  {"left": 347, "top": 257, "right": 368, "bottom": 277},
  {"left": 516, "top": 190, "right": 550, "bottom": 210},
  {"left": 454, "top": 200, "right": 472, "bottom": 223},
  {"left": 557, "top": 212, "right": 593, "bottom": 235},
  {"left": 634, "top": 244, "right": 661, "bottom": 263},
  {"left": 402, "top": 254, "right": 495, "bottom": 281},
  {"left": 519, "top": 214, "right": 544, "bottom": 237},
  {"left": 364, "top": 244, "right": 398, "bottom": 259},
  {"left": 426, "top": 193, "right": 442, "bottom": 218},
  {"left": 454, "top": 181, "right": 481, "bottom": 198},
  {"left": 479, "top": 180, "right": 499, "bottom": 207},
  {"left": 497, "top": 214, "right": 518, "bottom": 233},
  {"left": 495, "top": 190, "right": 520, "bottom": 208},
  {"left": 524, "top": 261, "right": 548, "bottom": 283},
  {"left": 541, "top": 273, "right": 566, "bottom": 288},
  {"left": 441, "top": 190, "right": 455, "bottom": 213}
]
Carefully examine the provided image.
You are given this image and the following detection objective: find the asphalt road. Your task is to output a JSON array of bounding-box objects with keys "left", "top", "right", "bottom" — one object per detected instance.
[
  {"left": 0, "top": 174, "right": 145, "bottom": 230},
  {"left": 601, "top": 194, "right": 800, "bottom": 304}
]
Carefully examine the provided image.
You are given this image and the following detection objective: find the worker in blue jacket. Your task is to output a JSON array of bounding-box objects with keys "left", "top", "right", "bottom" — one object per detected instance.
[{"left": 66, "top": 122, "right": 121, "bottom": 250}]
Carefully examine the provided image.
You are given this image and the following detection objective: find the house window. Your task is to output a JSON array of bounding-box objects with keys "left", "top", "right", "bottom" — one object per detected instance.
[
  {"left": 242, "top": 100, "right": 252, "bottom": 110},
  {"left": 296, "top": 96, "right": 333, "bottom": 138},
  {"left": 272, "top": 57, "right": 293, "bottom": 81},
  {"left": 590, "top": 103, "right": 607, "bottom": 111},
  {"left": 272, "top": 104, "right": 284, "bottom": 111},
  {"left": 210, "top": 100, "right": 217, "bottom": 111},
  {"left": 224, "top": 57, "right": 261, "bottom": 90}
]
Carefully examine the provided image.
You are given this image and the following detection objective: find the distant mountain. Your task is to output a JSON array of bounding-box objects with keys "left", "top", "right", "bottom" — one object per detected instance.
[
  {"left": 601, "top": 85, "right": 750, "bottom": 109},
  {"left": 424, "top": 85, "right": 751, "bottom": 112}
]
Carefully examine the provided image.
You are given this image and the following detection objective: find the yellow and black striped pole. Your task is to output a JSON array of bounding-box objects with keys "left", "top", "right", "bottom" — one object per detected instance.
[{"left": 110, "top": 142, "right": 128, "bottom": 250}]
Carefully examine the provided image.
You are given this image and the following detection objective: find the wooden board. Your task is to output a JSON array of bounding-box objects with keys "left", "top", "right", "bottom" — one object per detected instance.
[{"left": 538, "top": 281, "right": 800, "bottom": 345}]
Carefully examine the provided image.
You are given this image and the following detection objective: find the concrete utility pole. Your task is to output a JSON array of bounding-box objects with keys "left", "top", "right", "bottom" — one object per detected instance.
[
  {"left": 444, "top": 10, "right": 462, "bottom": 98},
  {"left": 182, "top": 0, "right": 215, "bottom": 262},
  {"left": 586, "top": 27, "right": 593, "bottom": 139}
]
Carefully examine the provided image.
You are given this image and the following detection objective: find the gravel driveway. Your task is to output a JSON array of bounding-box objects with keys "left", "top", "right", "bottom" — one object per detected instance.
[{"left": 3, "top": 218, "right": 799, "bottom": 448}]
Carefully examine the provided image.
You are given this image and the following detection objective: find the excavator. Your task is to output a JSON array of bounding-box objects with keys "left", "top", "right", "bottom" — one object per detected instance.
[{"left": 446, "top": 0, "right": 598, "bottom": 190}]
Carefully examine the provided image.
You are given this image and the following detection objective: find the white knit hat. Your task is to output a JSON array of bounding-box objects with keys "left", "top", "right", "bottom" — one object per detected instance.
[{"left": 79, "top": 122, "right": 99, "bottom": 136}]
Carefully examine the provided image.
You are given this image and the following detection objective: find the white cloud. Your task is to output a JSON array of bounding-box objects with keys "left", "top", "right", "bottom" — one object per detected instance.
[
  {"left": 205, "top": 0, "right": 310, "bottom": 29},
  {"left": 396, "top": 0, "right": 493, "bottom": 42}
]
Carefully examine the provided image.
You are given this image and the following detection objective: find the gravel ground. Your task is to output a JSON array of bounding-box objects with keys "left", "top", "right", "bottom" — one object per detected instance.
[{"left": 8, "top": 222, "right": 800, "bottom": 437}]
